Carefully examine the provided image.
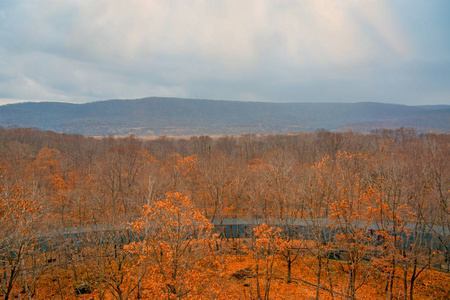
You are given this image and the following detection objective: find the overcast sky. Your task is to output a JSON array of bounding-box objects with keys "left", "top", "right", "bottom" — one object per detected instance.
[{"left": 1, "top": 0, "right": 449, "bottom": 106}]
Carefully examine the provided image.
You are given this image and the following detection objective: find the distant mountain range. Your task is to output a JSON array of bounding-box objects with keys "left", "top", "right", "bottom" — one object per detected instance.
[{"left": 0, "top": 97, "right": 448, "bottom": 136}]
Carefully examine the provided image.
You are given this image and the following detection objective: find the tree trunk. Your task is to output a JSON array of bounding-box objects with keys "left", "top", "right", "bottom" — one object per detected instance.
[
  {"left": 409, "top": 259, "right": 418, "bottom": 300},
  {"left": 5, "top": 267, "right": 16, "bottom": 300},
  {"left": 287, "top": 258, "right": 292, "bottom": 283},
  {"left": 403, "top": 266, "right": 408, "bottom": 300},
  {"left": 389, "top": 258, "right": 396, "bottom": 300},
  {"left": 325, "top": 259, "right": 335, "bottom": 300},
  {"left": 5, "top": 257, "right": 20, "bottom": 300},
  {"left": 350, "top": 268, "right": 356, "bottom": 300},
  {"left": 316, "top": 256, "right": 322, "bottom": 300},
  {"left": 256, "top": 262, "right": 262, "bottom": 300},
  {"left": 409, "top": 278, "right": 415, "bottom": 300},
  {"left": 348, "top": 261, "right": 356, "bottom": 300}
]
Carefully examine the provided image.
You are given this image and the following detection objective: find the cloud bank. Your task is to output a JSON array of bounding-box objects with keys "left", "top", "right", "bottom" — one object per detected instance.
[{"left": 0, "top": 0, "right": 449, "bottom": 105}]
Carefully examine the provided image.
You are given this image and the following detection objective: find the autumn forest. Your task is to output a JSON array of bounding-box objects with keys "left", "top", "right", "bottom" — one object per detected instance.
[{"left": 0, "top": 127, "right": 449, "bottom": 300}]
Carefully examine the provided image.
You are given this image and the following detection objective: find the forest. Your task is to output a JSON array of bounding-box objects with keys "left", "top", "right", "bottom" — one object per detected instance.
[
  {"left": 1, "top": 99, "right": 448, "bottom": 136},
  {"left": 0, "top": 127, "right": 449, "bottom": 300}
]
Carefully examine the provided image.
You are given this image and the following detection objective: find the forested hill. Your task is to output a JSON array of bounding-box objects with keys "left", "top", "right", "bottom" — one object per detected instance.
[{"left": 0, "top": 97, "right": 448, "bottom": 136}]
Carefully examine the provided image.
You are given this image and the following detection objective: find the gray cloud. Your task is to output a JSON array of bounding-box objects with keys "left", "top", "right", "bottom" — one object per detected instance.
[{"left": 0, "top": 0, "right": 449, "bottom": 105}]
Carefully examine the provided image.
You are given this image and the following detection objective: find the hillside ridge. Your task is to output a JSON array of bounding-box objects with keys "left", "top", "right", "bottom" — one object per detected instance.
[{"left": 0, "top": 97, "right": 448, "bottom": 136}]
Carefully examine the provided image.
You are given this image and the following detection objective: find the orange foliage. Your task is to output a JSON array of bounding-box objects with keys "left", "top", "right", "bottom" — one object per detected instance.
[{"left": 126, "top": 192, "right": 222, "bottom": 299}]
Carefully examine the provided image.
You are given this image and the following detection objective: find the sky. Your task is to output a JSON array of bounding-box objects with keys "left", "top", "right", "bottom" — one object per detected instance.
[{"left": 0, "top": 0, "right": 449, "bottom": 106}]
